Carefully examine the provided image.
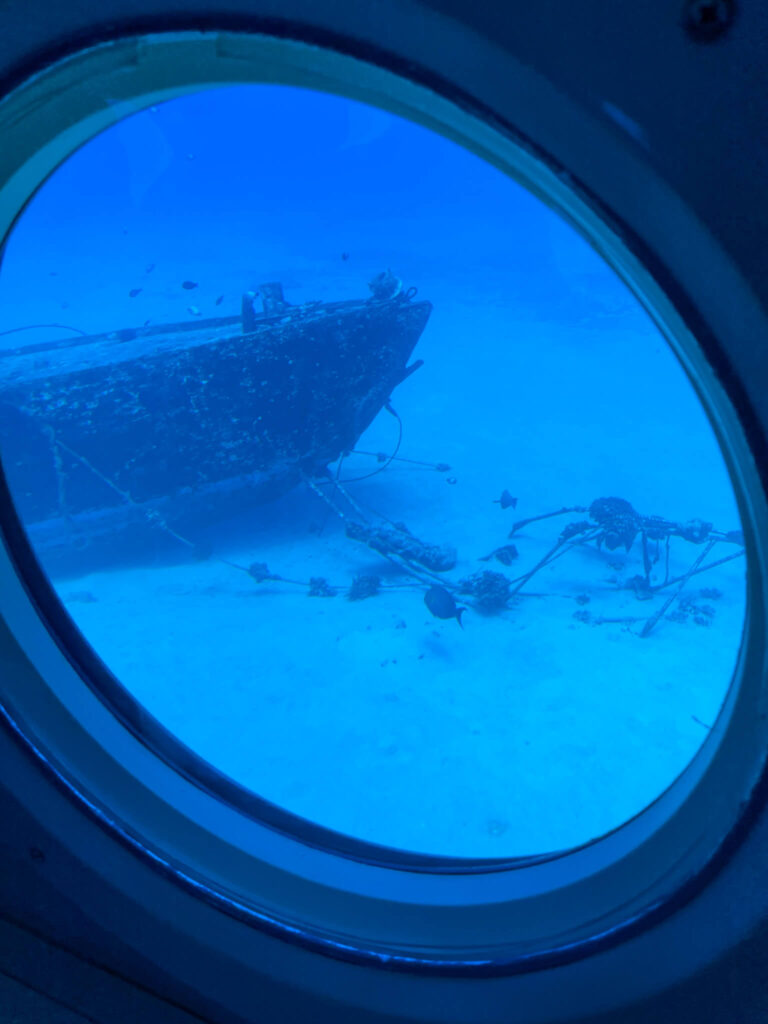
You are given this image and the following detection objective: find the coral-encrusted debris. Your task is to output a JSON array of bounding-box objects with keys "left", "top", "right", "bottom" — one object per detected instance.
[
  {"left": 347, "top": 574, "right": 381, "bottom": 601},
  {"left": 458, "top": 570, "right": 512, "bottom": 613}
]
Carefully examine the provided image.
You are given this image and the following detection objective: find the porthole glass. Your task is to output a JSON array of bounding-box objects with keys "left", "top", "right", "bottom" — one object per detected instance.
[{"left": 0, "top": 84, "right": 746, "bottom": 859}]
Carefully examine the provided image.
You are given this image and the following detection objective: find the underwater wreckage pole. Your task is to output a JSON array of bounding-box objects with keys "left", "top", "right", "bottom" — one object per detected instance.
[
  {"left": 303, "top": 476, "right": 459, "bottom": 590},
  {"left": 640, "top": 537, "right": 719, "bottom": 638},
  {"left": 508, "top": 526, "right": 602, "bottom": 596},
  {"left": 649, "top": 547, "right": 745, "bottom": 592}
]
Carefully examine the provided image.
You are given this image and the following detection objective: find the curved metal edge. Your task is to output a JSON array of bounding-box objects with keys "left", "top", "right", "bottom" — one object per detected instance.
[{"left": 0, "top": 8, "right": 765, "bottom": 1010}]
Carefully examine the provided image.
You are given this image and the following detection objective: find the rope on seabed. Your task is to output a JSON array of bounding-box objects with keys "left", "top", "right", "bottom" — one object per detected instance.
[{"left": 337, "top": 402, "right": 404, "bottom": 484}]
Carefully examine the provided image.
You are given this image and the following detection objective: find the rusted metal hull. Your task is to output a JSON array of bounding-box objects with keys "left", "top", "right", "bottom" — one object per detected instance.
[{"left": 0, "top": 288, "right": 431, "bottom": 572}]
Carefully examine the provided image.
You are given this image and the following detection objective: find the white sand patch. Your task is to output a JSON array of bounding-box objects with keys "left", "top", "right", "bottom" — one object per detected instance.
[{"left": 56, "top": 303, "right": 745, "bottom": 858}]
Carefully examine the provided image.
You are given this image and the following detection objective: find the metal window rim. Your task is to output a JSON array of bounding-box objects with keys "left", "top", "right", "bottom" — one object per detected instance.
[{"left": 0, "top": 24, "right": 767, "bottom": 1019}]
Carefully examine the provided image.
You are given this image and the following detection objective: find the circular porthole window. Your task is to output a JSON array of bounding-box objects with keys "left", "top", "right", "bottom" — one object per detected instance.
[
  {"left": 0, "top": 31, "right": 764, "bottom": 981},
  {"left": 0, "top": 79, "right": 747, "bottom": 858}
]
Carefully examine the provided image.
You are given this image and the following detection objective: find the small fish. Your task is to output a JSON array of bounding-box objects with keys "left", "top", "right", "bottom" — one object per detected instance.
[
  {"left": 479, "top": 543, "right": 518, "bottom": 566},
  {"left": 341, "top": 252, "right": 350, "bottom": 261},
  {"left": 215, "top": 295, "right": 224, "bottom": 305},
  {"left": 181, "top": 280, "right": 198, "bottom": 290},
  {"left": 128, "top": 288, "right": 142, "bottom": 298},
  {"left": 493, "top": 489, "right": 518, "bottom": 510},
  {"left": 187, "top": 305, "right": 201, "bottom": 316},
  {"left": 424, "top": 586, "right": 466, "bottom": 628},
  {"left": 145, "top": 263, "right": 155, "bottom": 273}
]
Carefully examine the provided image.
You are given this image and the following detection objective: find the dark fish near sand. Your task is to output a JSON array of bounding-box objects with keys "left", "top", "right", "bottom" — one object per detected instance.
[
  {"left": 215, "top": 295, "right": 224, "bottom": 305},
  {"left": 424, "top": 585, "right": 466, "bottom": 628},
  {"left": 479, "top": 543, "right": 518, "bottom": 566},
  {"left": 493, "top": 489, "right": 518, "bottom": 510},
  {"left": 181, "top": 280, "right": 198, "bottom": 290}
]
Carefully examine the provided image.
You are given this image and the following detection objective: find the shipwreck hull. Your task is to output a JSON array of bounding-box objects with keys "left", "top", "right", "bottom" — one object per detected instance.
[{"left": 0, "top": 285, "right": 431, "bottom": 572}]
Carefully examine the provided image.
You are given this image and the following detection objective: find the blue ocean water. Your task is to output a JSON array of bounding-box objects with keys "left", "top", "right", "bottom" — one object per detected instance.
[{"left": 0, "top": 85, "right": 746, "bottom": 858}]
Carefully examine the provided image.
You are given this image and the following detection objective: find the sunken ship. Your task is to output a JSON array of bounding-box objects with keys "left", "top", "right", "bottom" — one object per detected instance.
[{"left": 0, "top": 272, "right": 431, "bottom": 572}]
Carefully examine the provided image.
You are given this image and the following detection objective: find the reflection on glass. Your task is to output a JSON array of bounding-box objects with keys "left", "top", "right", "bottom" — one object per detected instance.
[{"left": 0, "top": 85, "right": 746, "bottom": 858}]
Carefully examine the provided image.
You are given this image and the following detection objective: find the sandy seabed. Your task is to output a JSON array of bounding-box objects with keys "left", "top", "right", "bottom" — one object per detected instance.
[
  {"left": 53, "top": 289, "right": 746, "bottom": 859},
  {"left": 0, "top": 91, "right": 746, "bottom": 862}
]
